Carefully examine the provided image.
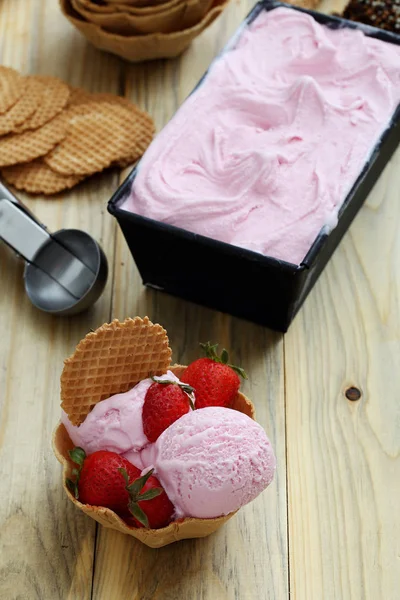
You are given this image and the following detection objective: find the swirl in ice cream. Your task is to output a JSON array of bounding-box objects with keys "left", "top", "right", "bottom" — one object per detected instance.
[{"left": 123, "top": 7, "right": 400, "bottom": 264}]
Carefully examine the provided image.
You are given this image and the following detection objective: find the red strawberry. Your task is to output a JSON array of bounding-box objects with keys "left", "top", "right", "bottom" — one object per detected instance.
[
  {"left": 142, "top": 378, "right": 195, "bottom": 442},
  {"left": 180, "top": 342, "right": 247, "bottom": 409},
  {"left": 67, "top": 449, "right": 140, "bottom": 513},
  {"left": 66, "top": 448, "right": 174, "bottom": 528},
  {"left": 120, "top": 468, "right": 174, "bottom": 529}
]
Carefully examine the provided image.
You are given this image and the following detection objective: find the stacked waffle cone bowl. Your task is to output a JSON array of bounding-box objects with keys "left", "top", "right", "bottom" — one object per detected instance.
[
  {"left": 52, "top": 317, "right": 276, "bottom": 548},
  {"left": 59, "top": 0, "right": 230, "bottom": 61}
]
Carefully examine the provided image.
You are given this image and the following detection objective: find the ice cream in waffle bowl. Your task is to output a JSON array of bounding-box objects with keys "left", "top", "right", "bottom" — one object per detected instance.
[{"left": 53, "top": 316, "right": 276, "bottom": 548}]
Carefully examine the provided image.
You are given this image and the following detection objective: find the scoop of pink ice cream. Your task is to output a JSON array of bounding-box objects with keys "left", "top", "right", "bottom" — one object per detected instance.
[
  {"left": 61, "top": 371, "right": 179, "bottom": 469},
  {"left": 141, "top": 406, "right": 276, "bottom": 519}
]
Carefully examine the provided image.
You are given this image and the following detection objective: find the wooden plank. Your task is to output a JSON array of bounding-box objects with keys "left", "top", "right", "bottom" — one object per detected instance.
[
  {"left": 92, "top": 303, "right": 288, "bottom": 600},
  {"left": 285, "top": 148, "right": 400, "bottom": 600},
  {"left": 92, "top": 3, "right": 288, "bottom": 598},
  {"left": 0, "top": 0, "right": 120, "bottom": 598}
]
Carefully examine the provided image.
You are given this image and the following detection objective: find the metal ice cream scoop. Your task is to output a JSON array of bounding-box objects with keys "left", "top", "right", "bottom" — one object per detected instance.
[{"left": 0, "top": 182, "right": 108, "bottom": 315}]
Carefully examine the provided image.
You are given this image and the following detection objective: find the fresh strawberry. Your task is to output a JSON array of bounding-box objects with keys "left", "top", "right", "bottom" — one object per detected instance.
[
  {"left": 142, "top": 378, "right": 195, "bottom": 442},
  {"left": 180, "top": 342, "right": 247, "bottom": 409},
  {"left": 120, "top": 468, "right": 174, "bottom": 529},
  {"left": 67, "top": 448, "right": 140, "bottom": 514},
  {"left": 66, "top": 448, "right": 174, "bottom": 528}
]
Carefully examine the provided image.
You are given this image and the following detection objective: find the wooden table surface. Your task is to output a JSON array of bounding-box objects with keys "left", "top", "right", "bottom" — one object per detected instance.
[{"left": 0, "top": 0, "right": 399, "bottom": 598}]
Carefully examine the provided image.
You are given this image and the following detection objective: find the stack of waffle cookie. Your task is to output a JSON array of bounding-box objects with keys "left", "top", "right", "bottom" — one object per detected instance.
[{"left": 0, "top": 68, "right": 154, "bottom": 195}]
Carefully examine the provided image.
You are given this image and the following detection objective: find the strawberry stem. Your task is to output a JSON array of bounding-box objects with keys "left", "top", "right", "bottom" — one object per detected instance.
[
  {"left": 151, "top": 377, "right": 195, "bottom": 395},
  {"left": 199, "top": 342, "right": 248, "bottom": 379},
  {"left": 118, "top": 467, "right": 163, "bottom": 528},
  {"left": 151, "top": 377, "right": 195, "bottom": 410}
]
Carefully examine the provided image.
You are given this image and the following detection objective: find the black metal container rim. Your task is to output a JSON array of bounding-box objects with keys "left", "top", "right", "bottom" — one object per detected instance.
[
  {"left": 251, "top": 0, "right": 400, "bottom": 43},
  {"left": 108, "top": 172, "right": 302, "bottom": 275},
  {"left": 108, "top": 0, "right": 400, "bottom": 272}
]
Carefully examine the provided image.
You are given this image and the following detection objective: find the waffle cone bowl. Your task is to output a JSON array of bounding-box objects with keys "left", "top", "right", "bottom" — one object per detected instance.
[
  {"left": 71, "top": 0, "right": 213, "bottom": 35},
  {"left": 59, "top": 0, "right": 230, "bottom": 61},
  {"left": 52, "top": 316, "right": 255, "bottom": 548},
  {"left": 76, "top": 0, "right": 181, "bottom": 12},
  {"left": 75, "top": 0, "right": 202, "bottom": 15}
]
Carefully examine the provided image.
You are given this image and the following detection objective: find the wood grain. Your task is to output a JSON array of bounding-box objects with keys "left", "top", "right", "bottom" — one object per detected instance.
[
  {"left": 285, "top": 149, "right": 400, "bottom": 600},
  {"left": 1, "top": 0, "right": 399, "bottom": 599},
  {"left": 0, "top": 1, "right": 119, "bottom": 598},
  {"left": 93, "top": 4, "right": 288, "bottom": 595},
  {"left": 92, "top": 308, "right": 288, "bottom": 599}
]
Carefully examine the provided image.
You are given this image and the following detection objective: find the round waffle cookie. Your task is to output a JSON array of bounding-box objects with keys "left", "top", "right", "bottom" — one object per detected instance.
[
  {"left": 68, "top": 88, "right": 147, "bottom": 112},
  {"left": 60, "top": 317, "right": 173, "bottom": 426},
  {"left": 1, "top": 158, "right": 83, "bottom": 195},
  {"left": 0, "top": 112, "right": 68, "bottom": 167},
  {"left": 14, "top": 75, "right": 70, "bottom": 133},
  {"left": 66, "top": 88, "right": 155, "bottom": 168},
  {"left": 0, "top": 66, "right": 26, "bottom": 114},
  {"left": 0, "top": 77, "right": 44, "bottom": 136},
  {"left": 67, "top": 86, "right": 94, "bottom": 107},
  {"left": 81, "top": 92, "right": 156, "bottom": 164},
  {"left": 44, "top": 101, "right": 154, "bottom": 176}
]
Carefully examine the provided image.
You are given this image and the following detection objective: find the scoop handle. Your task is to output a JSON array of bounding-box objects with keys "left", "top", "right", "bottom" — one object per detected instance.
[
  {"left": 0, "top": 180, "right": 43, "bottom": 221},
  {"left": 0, "top": 180, "right": 19, "bottom": 204},
  {"left": 0, "top": 198, "right": 50, "bottom": 263}
]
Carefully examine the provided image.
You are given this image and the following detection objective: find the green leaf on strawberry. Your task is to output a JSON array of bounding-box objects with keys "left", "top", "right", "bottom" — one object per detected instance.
[
  {"left": 150, "top": 376, "right": 195, "bottom": 410},
  {"left": 118, "top": 467, "right": 163, "bottom": 528},
  {"left": 129, "top": 502, "right": 149, "bottom": 528},
  {"left": 66, "top": 447, "right": 87, "bottom": 499},
  {"left": 221, "top": 349, "right": 229, "bottom": 364},
  {"left": 199, "top": 342, "right": 248, "bottom": 379},
  {"left": 136, "top": 488, "right": 163, "bottom": 502},
  {"left": 65, "top": 450, "right": 173, "bottom": 529}
]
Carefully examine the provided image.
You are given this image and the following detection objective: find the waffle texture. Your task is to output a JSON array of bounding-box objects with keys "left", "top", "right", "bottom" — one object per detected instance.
[
  {"left": 0, "top": 77, "right": 43, "bottom": 135},
  {"left": 44, "top": 101, "right": 154, "bottom": 176},
  {"left": 1, "top": 158, "right": 83, "bottom": 194},
  {"left": 60, "top": 317, "right": 172, "bottom": 426},
  {"left": 67, "top": 88, "right": 155, "bottom": 167},
  {"left": 0, "top": 112, "right": 67, "bottom": 167},
  {"left": 15, "top": 75, "right": 70, "bottom": 133},
  {"left": 0, "top": 67, "right": 154, "bottom": 194}
]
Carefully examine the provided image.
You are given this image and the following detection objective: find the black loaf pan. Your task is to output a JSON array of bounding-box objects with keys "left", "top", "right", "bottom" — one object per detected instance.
[{"left": 108, "top": 0, "right": 400, "bottom": 332}]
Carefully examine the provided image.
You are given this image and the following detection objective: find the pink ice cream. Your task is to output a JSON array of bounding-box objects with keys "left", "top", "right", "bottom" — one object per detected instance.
[
  {"left": 123, "top": 7, "right": 400, "bottom": 264},
  {"left": 141, "top": 406, "right": 276, "bottom": 519},
  {"left": 61, "top": 375, "right": 276, "bottom": 518},
  {"left": 61, "top": 370, "right": 180, "bottom": 469}
]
